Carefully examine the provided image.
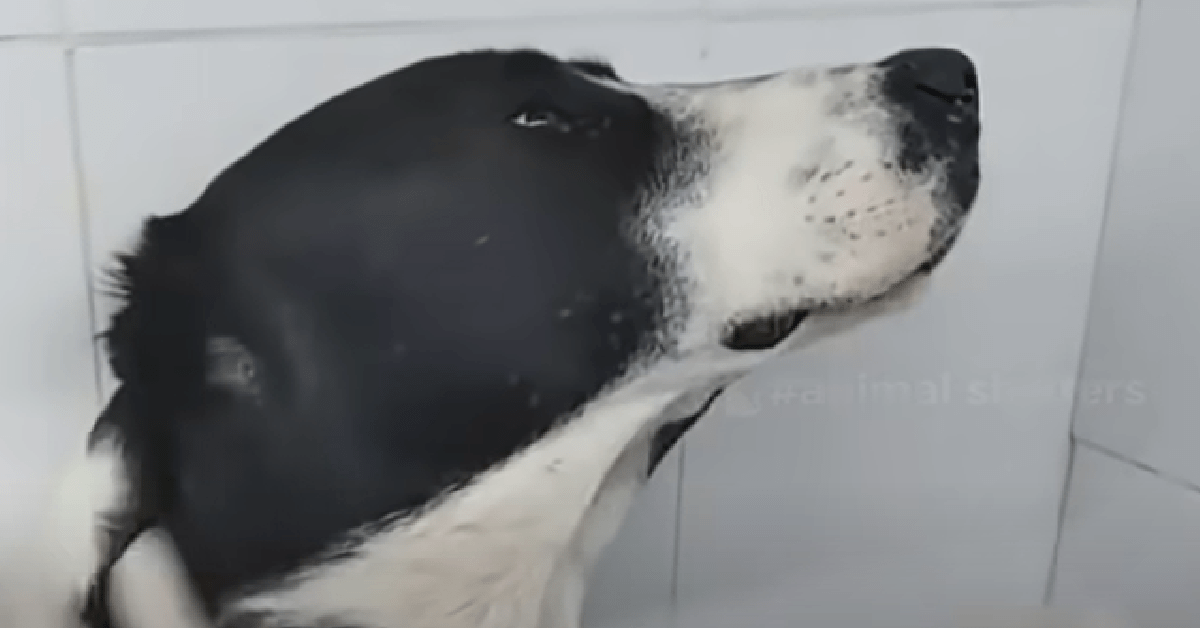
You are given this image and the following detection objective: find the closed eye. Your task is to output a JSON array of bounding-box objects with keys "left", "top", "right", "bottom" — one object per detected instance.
[
  {"left": 511, "top": 108, "right": 571, "bottom": 132},
  {"left": 510, "top": 105, "right": 612, "bottom": 138}
]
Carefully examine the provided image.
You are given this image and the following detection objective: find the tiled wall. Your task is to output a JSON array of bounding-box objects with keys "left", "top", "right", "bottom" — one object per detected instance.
[
  {"left": 1049, "top": 1, "right": 1200, "bottom": 627},
  {"left": 0, "top": 0, "right": 1158, "bottom": 626}
]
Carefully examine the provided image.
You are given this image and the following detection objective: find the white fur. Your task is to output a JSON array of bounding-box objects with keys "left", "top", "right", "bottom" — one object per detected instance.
[
  {"left": 639, "top": 63, "right": 952, "bottom": 347},
  {"left": 227, "top": 388, "right": 678, "bottom": 628},
  {"left": 11, "top": 436, "right": 128, "bottom": 628},
  {"left": 107, "top": 530, "right": 211, "bottom": 628}
]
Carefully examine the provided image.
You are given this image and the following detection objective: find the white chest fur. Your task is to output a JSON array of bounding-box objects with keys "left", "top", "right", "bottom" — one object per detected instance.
[{"left": 223, "top": 389, "right": 681, "bottom": 628}]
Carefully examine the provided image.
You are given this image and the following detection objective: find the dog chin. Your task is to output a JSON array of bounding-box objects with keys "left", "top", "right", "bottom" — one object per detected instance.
[
  {"left": 771, "top": 271, "right": 934, "bottom": 355},
  {"left": 718, "top": 264, "right": 938, "bottom": 353}
]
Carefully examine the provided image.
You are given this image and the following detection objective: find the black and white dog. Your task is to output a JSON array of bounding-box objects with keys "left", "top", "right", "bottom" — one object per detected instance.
[{"left": 18, "top": 46, "right": 981, "bottom": 628}]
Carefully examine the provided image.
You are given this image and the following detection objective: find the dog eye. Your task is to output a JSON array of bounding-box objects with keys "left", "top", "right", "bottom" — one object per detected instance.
[
  {"left": 511, "top": 108, "right": 572, "bottom": 132},
  {"left": 510, "top": 107, "right": 611, "bottom": 138}
]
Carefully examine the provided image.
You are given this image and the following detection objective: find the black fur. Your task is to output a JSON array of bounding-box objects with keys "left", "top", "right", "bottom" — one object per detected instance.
[{"left": 86, "top": 49, "right": 695, "bottom": 623}]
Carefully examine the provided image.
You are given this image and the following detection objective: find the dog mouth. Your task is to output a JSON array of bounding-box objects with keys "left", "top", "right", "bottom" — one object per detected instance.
[
  {"left": 917, "top": 227, "right": 961, "bottom": 276},
  {"left": 720, "top": 309, "right": 809, "bottom": 351},
  {"left": 720, "top": 243, "right": 952, "bottom": 352}
]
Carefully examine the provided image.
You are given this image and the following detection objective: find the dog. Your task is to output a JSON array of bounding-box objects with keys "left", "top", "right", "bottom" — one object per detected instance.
[{"left": 14, "top": 46, "right": 982, "bottom": 628}]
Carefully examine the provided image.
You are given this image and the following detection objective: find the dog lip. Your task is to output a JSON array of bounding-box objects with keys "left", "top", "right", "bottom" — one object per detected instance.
[
  {"left": 720, "top": 308, "right": 809, "bottom": 351},
  {"left": 918, "top": 240, "right": 955, "bottom": 276}
]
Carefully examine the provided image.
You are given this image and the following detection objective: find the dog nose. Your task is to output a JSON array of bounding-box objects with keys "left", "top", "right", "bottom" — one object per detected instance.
[
  {"left": 878, "top": 47, "right": 981, "bottom": 209},
  {"left": 880, "top": 47, "right": 980, "bottom": 148},
  {"left": 883, "top": 48, "right": 974, "bottom": 111}
]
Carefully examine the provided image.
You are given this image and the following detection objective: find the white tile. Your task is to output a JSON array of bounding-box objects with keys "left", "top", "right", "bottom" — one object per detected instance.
[
  {"left": 1071, "top": 0, "right": 1200, "bottom": 490},
  {"left": 1050, "top": 445, "right": 1200, "bottom": 628},
  {"left": 676, "top": 4, "right": 1136, "bottom": 623},
  {"left": 73, "top": 23, "right": 703, "bottom": 626},
  {"left": 0, "top": 0, "right": 59, "bottom": 36},
  {"left": 708, "top": 0, "right": 1104, "bottom": 13},
  {"left": 66, "top": 0, "right": 698, "bottom": 34},
  {"left": 0, "top": 44, "right": 99, "bottom": 579}
]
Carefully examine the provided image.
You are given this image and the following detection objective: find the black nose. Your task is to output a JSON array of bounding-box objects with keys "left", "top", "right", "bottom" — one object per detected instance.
[
  {"left": 879, "top": 47, "right": 981, "bottom": 209},
  {"left": 881, "top": 47, "right": 979, "bottom": 121}
]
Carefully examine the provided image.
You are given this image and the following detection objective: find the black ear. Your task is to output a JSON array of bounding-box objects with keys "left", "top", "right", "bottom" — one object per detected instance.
[
  {"left": 83, "top": 212, "right": 203, "bottom": 627},
  {"left": 101, "top": 212, "right": 209, "bottom": 399},
  {"left": 79, "top": 386, "right": 161, "bottom": 628}
]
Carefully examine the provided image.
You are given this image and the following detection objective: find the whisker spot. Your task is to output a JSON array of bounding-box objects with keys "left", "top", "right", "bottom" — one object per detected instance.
[{"left": 789, "top": 166, "right": 818, "bottom": 187}]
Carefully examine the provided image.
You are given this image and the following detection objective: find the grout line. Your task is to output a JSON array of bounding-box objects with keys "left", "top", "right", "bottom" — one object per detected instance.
[
  {"left": 0, "top": 0, "right": 1123, "bottom": 48},
  {"left": 1042, "top": 434, "right": 1078, "bottom": 605},
  {"left": 62, "top": 46, "right": 105, "bottom": 405},
  {"left": 669, "top": 441, "right": 687, "bottom": 613},
  {"left": 1041, "top": 0, "right": 1145, "bottom": 607},
  {"left": 1077, "top": 438, "right": 1200, "bottom": 497}
]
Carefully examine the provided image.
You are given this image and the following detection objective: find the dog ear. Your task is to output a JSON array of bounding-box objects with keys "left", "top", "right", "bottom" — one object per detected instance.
[{"left": 12, "top": 386, "right": 158, "bottom": 628}]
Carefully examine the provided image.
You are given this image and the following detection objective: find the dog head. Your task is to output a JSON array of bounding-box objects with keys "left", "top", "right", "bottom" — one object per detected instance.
[
  {"left": 191, "top": 47, "right": 981, "bottom": 409},
  {"left": 102, "top": 46, "right": 983, "bottom": 496},
  {"left": 78, "top": 46, "right": 982, "bottom": 619}
]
